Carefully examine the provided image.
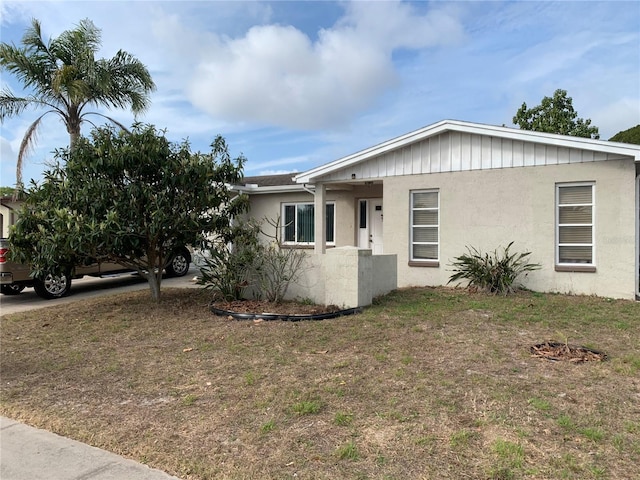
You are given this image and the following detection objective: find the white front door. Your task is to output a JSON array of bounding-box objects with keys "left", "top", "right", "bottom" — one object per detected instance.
[{"left": 358, "top": 198, "right": 383, "bottom": 254}]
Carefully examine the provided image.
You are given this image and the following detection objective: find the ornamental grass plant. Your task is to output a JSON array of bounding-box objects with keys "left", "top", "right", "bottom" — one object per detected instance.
[{"left": 448, "top": 241, "right": 541, "bottom": 294}]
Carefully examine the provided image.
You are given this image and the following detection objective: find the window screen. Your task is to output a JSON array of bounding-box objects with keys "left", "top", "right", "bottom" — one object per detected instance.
[
  {"left": 557, "top": 184, "right": 594, "bottom": 265},
  {"left": 411, "top": 190, "right": 439, "bottom": 261}
]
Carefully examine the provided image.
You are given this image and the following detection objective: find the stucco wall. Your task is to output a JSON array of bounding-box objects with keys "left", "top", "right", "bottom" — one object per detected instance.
[
  {"left": 371, "top": 253, "right": 398, "bottom": 298},
  {"left": 241, "top": 157, "right": 636, "bottom": 300},
  {"left": 282, "top": 253, "right": 326, "bottom": 304},
  {"left": 0, "top": 199, "right": 21, "bottom": 238},
  {"left": 246, "top": 185, "right": 382, "bottom": 247},
  {"left": 383, "top": 158, "right": 637, "bottom": 299},
  {"left": 273, "top": 248, "right": 397, "bottom": 308}
]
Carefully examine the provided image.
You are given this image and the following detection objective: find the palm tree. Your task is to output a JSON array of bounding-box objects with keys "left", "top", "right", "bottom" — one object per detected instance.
[{"left": 0, "top": 18, "right": 156, "bottom": 190}]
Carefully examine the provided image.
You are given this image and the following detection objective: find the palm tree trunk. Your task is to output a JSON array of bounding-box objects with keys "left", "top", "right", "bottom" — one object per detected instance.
[{"left": 67, "top": 112, "right": 82, "bottom": 150}]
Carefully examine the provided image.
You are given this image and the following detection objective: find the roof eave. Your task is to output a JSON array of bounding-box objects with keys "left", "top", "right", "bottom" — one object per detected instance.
[
  {"left": 233, "top": 184, "right": 307, "bottom": 195},
  {"left": 294, "top": 120, "right": 640, "bottom": 183}
]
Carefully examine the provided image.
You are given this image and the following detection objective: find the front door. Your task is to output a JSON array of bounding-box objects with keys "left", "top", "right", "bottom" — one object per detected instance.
[
  {"left": 370, "top": 200, "right": 383, "bottom": 254},
  {"left": 358, "top": 198, "right": 383, "bottom": 254}
]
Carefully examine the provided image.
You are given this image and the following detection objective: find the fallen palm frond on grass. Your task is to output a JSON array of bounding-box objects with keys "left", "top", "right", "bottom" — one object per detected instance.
[
  {"left": 530, "top": 341, "right": 607, "bottom": 362},
  {"left": 1, "top": 287, "right": 639, "bottom": 480}
]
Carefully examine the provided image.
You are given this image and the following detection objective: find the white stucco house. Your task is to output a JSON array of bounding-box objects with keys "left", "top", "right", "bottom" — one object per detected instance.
[
  {"left": 236, "top": 120, "right": 640, "bottom": 305},
  {"left": 0, "top": 196, "right": 22, "bottom": 239}
]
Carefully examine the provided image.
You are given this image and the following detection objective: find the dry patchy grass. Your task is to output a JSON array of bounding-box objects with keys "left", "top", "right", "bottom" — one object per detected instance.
[{"left": 1, "top": 287, "right": 639, "bottom": 479}]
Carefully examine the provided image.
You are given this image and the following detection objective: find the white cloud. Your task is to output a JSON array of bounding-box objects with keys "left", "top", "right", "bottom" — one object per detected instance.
[
  {"left": 0, "top": 0, "right": 637, "bottom": 186},
  {"left": 0, "top": 137, "right": 18, "bottom": 186},
  {"left": 510, "top": 31, "right": 636, "bottom": 86},
  {"left": 186, "top": 1, "right": 465, "bottom": 130},
  {"left": 338, "top": 0, "right": 465, "bottom": 51},
  {"left": 245, "top": 155, "right": 311, "bottom": 175}
]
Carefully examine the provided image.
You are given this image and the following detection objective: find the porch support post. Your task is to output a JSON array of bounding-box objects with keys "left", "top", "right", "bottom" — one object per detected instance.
[{"left": 315, "top": 183, "right": 326, "bottom": 254}]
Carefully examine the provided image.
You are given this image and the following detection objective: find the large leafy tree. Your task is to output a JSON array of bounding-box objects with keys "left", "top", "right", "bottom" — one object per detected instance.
[
  {"left": 0, "top": 187, "right": 15, "bottom": 197},
  {"left": 513, "top": 89, "right": 599, "bottom": 139},
  {"left": 0, "top": 18, "right": 156, "bottom": 189},
  {"left": 10, "top": 124, "right": 249, "bottom": 302},
  {"left": 609, "top": 125, "right": 640, "bottom": 144}
]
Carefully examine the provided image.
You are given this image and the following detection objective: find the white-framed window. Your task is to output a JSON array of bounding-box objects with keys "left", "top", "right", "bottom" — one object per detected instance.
[
  {"left": 282, "top": 202, "right": 335, "bottom": 245},
  {"left": 410, "top": 190, "right": 439, "bottom": 261},
  {"left": 556, "top": 183, "right": 594, "bottom": 266}
]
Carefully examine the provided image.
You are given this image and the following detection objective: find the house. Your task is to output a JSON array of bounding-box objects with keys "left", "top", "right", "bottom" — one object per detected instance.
[
  {"left": 0, "top": 196, "right": 22, "bottom": 238},
  {"left": 238, "top": 120, "right": 640, "bottom": 304}
]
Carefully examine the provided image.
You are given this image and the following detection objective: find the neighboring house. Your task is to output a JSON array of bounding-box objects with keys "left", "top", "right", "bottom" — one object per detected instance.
[
  {"left": 0, "top": 196, "right": 22, "bottom": 238},
  {"left": 236, "top": 120, "right": 640, "bottom": 301}
]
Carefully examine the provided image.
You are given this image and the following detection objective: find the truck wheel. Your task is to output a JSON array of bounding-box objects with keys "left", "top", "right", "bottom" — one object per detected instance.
[
  {"left": 165, "top": 249, "right": 191, "bottom": 277},
  {"left": 33, "top": 272, "right": 71, "bottom": 299},
  {"left": 1, "top": 284, "right": 26, "bottom": 295}
]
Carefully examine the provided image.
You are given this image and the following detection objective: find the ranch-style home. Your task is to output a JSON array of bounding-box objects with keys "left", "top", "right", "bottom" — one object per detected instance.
[
  {"left": 236, "top": 120, "right": 640, "bottom": 306},
  {"left": 0, "top": 196, "right": 22, "bottom": 238}
]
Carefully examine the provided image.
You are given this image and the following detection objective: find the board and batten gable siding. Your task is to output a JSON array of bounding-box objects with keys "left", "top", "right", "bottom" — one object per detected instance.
[{"left": 319, "top": 132, "right": 621, "bottom": 183}]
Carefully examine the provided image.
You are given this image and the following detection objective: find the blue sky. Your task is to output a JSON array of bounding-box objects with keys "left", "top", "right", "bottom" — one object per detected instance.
[{"left": 1, "top": 0, "right": 639, "bottom": 187}]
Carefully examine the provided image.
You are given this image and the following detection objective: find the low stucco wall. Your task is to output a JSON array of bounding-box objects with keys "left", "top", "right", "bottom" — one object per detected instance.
[
  {"left": 283, "top": 247, "right": 397, "bottom": 308},
  {"left": 371, "top": 253, "right": 398, "bottom": 299},
  {"left": 282, "top": 254, "right": 326, "bottom": 305}
]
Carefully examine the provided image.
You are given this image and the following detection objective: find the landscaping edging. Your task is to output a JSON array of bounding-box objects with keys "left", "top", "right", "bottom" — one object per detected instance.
[{"left": 209, "top": 304, "right": 362, "bottom": 322}]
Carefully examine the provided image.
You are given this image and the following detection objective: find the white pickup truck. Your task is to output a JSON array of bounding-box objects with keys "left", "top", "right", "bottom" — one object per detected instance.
[{"left": 0, "top": 238, "right": 191, "bottom": 299}]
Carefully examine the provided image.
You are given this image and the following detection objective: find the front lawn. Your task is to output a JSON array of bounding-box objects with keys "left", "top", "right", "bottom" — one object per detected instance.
[{"left": 1, "top": 287, "right": 639, "bottom": 479}]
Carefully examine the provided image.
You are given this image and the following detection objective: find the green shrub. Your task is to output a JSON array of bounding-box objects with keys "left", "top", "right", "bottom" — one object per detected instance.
[
  {"left": 198, "top": 215, "right": 307, "bottom": 303},
  {"left": 198, "top": 220, "right": 262, "bottom": 300},
  {"left": 448, "top": 242, "right": 540, "bottom": 295}
]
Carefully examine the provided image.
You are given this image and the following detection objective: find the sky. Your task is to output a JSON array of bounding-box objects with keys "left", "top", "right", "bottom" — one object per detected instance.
[{"left": 1, "top": 0, "right": 639, "bottom": 187}]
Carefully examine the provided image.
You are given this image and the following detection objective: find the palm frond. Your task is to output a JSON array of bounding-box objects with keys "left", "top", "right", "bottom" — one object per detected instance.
[
  {"left": 16, "top": 113, "right": 50, "bottom": 186},
  {"left": 0, "top": 89, "right": 32, "bottom": 120},
  {"left": 2, "top": 17, "right": 155, "bottom": 169},
  {"left": 0, "top": 89, "right": 61, "bottom": 120},
  {"left": 81, "top": 112, "right": 131, "bottom": 133}
]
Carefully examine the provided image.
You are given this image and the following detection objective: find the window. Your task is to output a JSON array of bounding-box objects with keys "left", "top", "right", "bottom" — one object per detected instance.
[
  {"left": 556, "top": 183, "right": 594, "bottom": 267},
  {"left": 359, "top": 200, "right": 367, "bottom": 229},
  {"left": 411, "top": 190, "right": 439, "bottom": 261},
  {"left": 282, "top": 202, "right": 335, "bottom": 245}
]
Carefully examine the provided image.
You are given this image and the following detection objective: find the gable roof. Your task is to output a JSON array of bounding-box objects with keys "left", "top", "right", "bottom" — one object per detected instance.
[
  {"left": 294, "top": 120, "right": 640, "bottom": 184},
  {"left": 233, "top": 172, "right": 303, "bottom": 194},
  {"left": 241, "top": 173, "right": 297, "bottom": 187}
]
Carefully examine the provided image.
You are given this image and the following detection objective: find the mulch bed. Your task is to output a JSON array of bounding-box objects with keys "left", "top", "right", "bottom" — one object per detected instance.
[
  {"left": 212, "top": 299, "right": 342, "bottom": 316},
  {"left": 530, "top": 341, "right": 607, "bottom": 362}
]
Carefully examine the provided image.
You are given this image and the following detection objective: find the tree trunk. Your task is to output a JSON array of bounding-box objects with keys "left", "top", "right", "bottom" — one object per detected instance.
[
  {"left": 143, "top": 246, "right": 163, "bottom": 303},
  {"left": 69, "top": 127, "right": 81, "bottom": 150},
  {"left": 67, "top": 109, "right": 82, "bottom": 150},
  {"left": 147, "top": 270, "right": 162, "bottom": 303}
]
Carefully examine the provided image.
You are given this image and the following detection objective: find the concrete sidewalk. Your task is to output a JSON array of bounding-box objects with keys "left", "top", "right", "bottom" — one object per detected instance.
[{"left": 0, "top": 417, "right": 181, "bottom": 480}]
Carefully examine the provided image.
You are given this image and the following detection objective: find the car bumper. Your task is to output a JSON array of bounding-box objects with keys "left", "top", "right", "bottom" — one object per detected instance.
[{"left": 0, "top": 272, "right": 14, "bottom": 284}]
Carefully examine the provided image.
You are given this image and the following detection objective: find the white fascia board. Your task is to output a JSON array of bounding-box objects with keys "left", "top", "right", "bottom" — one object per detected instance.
[
  {"left": 470, "top": 123, "right": 640, "bottom": 159},
  {"left": 233, "top": 184, "right": 306, "bottom": 195},
  {"left": 294, "top": 120, "right": 640, "bottom": 184}
]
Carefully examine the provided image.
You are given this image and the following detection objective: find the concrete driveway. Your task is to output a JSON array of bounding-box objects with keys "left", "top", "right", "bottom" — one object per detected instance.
[{"left": 0, "top": 266, "right": 202, "bottom": 316}]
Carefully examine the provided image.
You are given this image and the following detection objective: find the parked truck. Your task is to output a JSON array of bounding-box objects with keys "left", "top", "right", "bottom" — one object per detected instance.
[{"left": 0, "top": 238, "right": 191, "bottom": 299}]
